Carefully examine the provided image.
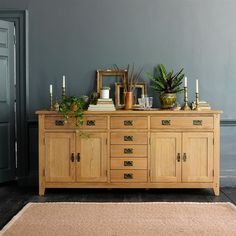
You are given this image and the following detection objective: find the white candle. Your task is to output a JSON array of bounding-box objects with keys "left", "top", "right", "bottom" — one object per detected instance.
[
  {"left": 62, "top": 75, "right": 66, "bottom": 88},
  {"left": 184, "top": 76, "right": 187, "bottom": 87},
  {"left": 196, "top": 79, "right": 199, "bottom": 93},
  {"left": 50, "top": 84, "right": 52, "bottom": 94}
]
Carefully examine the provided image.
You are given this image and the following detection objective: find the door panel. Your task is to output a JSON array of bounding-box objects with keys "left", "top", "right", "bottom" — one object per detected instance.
[
  {"left": 0, "top": 20, "right": 15, "bottom": 183},
  {"left": 76, "top": 133, "right": 107, "bottom": 182},
  {"left": 150, "top": 133, "right": 181, "bottom": 182},
  {"left": 182, "top": 132, "right": 214, "bottom": 182},
  {"left": 45, "top": 133, "right": 75, "bottom": 182}
]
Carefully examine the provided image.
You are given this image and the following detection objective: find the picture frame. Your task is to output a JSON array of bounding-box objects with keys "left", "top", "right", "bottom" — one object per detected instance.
[
  {"left": 115, "top": 82, "right": 147, "bottom": 109},
  {"left": 96, "top": 69, "right": 128, "bottom": 96}
]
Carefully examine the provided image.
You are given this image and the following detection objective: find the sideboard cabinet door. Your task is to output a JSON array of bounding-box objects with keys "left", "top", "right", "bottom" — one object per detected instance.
[
  {"left": 182, "top": 132, "right": 214, "bottom": 183},
  {"left": 150, "top": 133, "right": 181, "bottom": 182},
  {"left": 76, "top": 132, "right": 107, "bottom": 182},
  {"left": 45, "top": 132, "right": 76, "bottom": 182}
]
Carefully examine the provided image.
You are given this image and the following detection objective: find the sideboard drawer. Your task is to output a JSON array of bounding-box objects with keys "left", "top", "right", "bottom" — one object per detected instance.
[
  {"left": 45, "top": 116, "right": 107, "bottom": 129},
  {"left": 111, "top": 158, "right": 147, "bottom": 170},
  {"left": 150, "top": 116, "right": 214, "bottom": 129},
  {"left": 111, "top": 145, "right": 148, "bottom": 157},
  {"left": 110, "top": 116, "right": 148, "bottom": 129},
  {"left": 110, "top": 170, "right": 147, "bottom": 183},
  {"left": 45, "top": 116, "right": 75, "bottom": 129},
  {"left": 81, "top": 116, "right": 107, "bottom": 129},
  {"left": 110, "top": 132, "right": 148, "bottom": 144}
]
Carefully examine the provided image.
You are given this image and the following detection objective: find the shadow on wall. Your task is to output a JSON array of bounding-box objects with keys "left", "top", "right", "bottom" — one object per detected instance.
[{"left": 221, "top": 126, "right": 236, "bottom": 187}]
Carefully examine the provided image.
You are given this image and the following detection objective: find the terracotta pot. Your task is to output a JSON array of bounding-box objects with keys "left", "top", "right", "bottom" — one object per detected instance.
[
  {"left": 124, "top": 92, "right": 133, "bottom": 110},
  {"left": 70, "top": 103, "right": 78, "bottom": 112},
  {"left": 160, "top": 93, "right": 176, "bottom": 109}
]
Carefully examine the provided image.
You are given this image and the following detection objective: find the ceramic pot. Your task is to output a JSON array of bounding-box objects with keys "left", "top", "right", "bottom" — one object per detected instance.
[
  {"left": 124, "top": 92, "right": 133, "bottom": 110},
  {"left": 70, "top": 103, "right": 78, "bottom": 112},
  {"left": 160, "top": 93, "right": 176, "bottom": 109}
]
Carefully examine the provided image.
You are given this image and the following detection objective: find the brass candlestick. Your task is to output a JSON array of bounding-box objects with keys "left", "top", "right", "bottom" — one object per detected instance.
[
  {"left": 181, "top": 86, "right": 191, "bottom": 110},
  {"left": 62, "top": 87, "right": 66, "bottom": 100},
  {"left": 194, "top": 92, "right": 201, "bottom": 111},
  {"left": 49, "top": 93, "right": 53, "bottom": 111}
]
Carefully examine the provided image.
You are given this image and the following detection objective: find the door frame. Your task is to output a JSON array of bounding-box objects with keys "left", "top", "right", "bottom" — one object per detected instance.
[{"left": 0, "top": 10, "right": 29, "bottom": 179}]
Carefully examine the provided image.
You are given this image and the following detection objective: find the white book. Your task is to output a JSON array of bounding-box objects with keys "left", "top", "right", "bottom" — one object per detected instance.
[
  {"left": 97, "top": 98, "right": 113, "bottom": 101},
  {"left": 89, "top": 104, "right": 115, "bottom": 107}
]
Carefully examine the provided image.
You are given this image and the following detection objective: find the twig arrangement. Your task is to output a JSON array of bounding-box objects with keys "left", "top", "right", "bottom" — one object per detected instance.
[{"left": 114, "top": 64, "right": 143, "bottom": 92}]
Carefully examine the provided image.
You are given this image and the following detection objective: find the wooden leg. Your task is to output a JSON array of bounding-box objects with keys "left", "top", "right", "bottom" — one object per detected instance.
[
  {"left": 39, "top": 186, "right": 45, "bottom": 196},
  {"left": 213, "top": 183, "right": 220, "bottom": 196}
]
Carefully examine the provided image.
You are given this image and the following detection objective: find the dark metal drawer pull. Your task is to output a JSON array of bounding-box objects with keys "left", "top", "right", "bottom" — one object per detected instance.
[
  {"left": 162, "top": 120, "right": 171, "bottom": 126},
  {"left": 124, "top": 173, "right": 133, "bottom": 179},
  {"left": 193, "top": 120, "right": 202, "bottom": 126},
  {"left": 87, "top": 120, "right": 96, "bottom": 126},
  {"left": 183, "top": 153, "right": 187, "bottom": 162},
  {"left": 124, "top": 148, "right": 133, "bottom": 154},
  {"left": 55, "top": 120, "right": 65, "bottom": 126},
  {"left": 124, "top": 120, "right": 133, "bottom": 126},
  {"left": 124, "top": 161, "right": 133, "bottom": 166},
  {"left": 124, "top": 136, "right": 133, "bottom": 142}
]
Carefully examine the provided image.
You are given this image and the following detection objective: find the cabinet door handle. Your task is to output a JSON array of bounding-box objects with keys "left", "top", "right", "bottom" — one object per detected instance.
[
  {"left": 124, "top": 161, "right": 133, "bottom": 166},
  {"left": 71, "top": 153, "right": 75, "bottom": 162},
  {"left": 162, "top": 120, "right": 171, "bottom": 126},
  {"left": 77, "top": 153, "right": 80, "bottom": 162},
  {"left": 183, "top": 153, "right": 187, "bottom": 162},
  {"left": 124, "top": 173, "right": 133, "bottom": 179},
  {"left": 177, "top": 153, "right": 181, "bottom": 162},
  {"left": 124, "top": 120, "right": 133, "bottom": 126},
  {"left": 87, "top": 120, "right": 96, "bottom": 126},
  {"left": 124, "top": 136, "right": 133, "bottom": 142},
  {"left": 124, "top": 148, "right": 133, "bottom": 154}
]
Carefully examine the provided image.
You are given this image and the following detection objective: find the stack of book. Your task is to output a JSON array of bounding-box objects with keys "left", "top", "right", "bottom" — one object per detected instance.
[
  {"left": 191, "top": 101, "right": 211, "bottom": 110},
  {"left": 88, "top": 98, "right": 116, "bottom": 111}
]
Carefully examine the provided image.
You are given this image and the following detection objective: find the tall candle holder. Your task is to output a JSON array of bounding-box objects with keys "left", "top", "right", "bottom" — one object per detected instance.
[
  {"left": 62, "top": 87, "right": 66, "bottom": 100},
  {"left": 181, "top": 86, "right": 191, "bottom": 110},
  {"left": 49, "top": 93, "right": 53, "bottom": 111},
  {"left": 194, "top": 92, "right": 201, "bottom": 111}
]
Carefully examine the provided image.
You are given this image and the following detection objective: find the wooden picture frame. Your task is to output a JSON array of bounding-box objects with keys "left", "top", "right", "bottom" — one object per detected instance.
[
  {"left": 115, "top": 82, "right": 147, "bottom": 109},
  {"left": 96, "top": 69, "right": 128, "bottom": 96}
]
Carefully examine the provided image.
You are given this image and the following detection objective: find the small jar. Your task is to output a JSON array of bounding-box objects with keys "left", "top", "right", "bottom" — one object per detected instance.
[{"left": 100, "top": 87, "right": 110, "bottom": 99}]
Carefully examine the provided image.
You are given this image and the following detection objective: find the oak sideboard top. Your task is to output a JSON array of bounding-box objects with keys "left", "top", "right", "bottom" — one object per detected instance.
[{"left": 36, "top": 109, "right": 223, "bottom": 115}]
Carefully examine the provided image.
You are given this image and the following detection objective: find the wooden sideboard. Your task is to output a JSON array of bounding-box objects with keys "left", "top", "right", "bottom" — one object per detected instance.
[{"left": 36, "top": 110, "right": 222, "bottom": 196}]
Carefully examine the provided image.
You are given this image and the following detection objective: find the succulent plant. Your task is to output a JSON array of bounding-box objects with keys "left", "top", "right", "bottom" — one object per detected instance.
[{"left": 146, "top": 64, "right": 184, "bottom": 94}]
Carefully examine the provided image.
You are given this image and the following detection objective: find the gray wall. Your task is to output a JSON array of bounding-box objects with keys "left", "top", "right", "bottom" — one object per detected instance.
[{"left": 0, "top": 0, "right": 236, "bottom": 186}]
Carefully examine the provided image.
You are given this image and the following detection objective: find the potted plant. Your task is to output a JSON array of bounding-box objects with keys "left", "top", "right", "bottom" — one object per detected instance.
[
  {"left": 114, "top": 64, "right": 143, "bottom": 109},
  {"left": 146, "top": 64, "right": 184, "bottom": 109},
  {"left": 100, "top": 86, "right": 111, "bottom": 99},
  {"left": 59, "top": 96, "right": 87, "bottom": 126}
]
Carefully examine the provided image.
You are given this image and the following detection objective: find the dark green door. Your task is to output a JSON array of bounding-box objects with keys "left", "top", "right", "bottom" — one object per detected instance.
[{"left": 0, "top": 20, "right": 15, "bottom": 183}]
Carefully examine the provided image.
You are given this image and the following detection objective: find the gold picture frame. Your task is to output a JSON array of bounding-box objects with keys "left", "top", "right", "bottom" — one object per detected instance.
[
  {"left": 96, "top": 69, "right": 128, "bottom": 96},
  {"left": 115, "top": 82, "right": 147, "bottom": 109}
]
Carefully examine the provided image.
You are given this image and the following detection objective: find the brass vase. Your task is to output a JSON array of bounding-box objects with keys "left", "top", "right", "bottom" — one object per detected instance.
[
  {"left": 160, "top": 93, "right": 176, "bottom": 109},
  {"left": 124, "top": 92, "right": 133, "bottom": 110}
]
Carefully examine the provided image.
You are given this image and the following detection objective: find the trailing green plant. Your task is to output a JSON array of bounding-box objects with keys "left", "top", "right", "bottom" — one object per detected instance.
[
  {"left": 146, "top": 64, "right": 184, "bottom": 94},
  {"left": 59, "top": 96, "right": 87, "bottom": 126},
  {"left": 114, "top": 64, "right": 143, "bottom": 92}
]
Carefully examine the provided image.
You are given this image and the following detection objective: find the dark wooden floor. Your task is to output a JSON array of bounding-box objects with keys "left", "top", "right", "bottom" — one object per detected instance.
[{"left": 0, "top": 181, "right": 236, "bottom": 230}]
